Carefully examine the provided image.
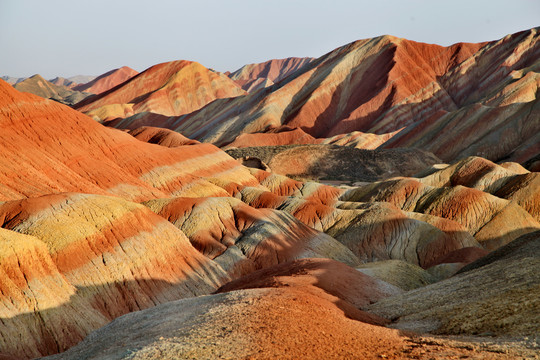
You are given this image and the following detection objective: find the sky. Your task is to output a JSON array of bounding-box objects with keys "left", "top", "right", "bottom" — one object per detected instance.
[{"left": 1, "top": 0, "right": 538, "bottom": 78}]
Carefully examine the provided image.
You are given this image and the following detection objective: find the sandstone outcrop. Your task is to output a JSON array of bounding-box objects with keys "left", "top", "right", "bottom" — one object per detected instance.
[
  {"left": 225, "top": 127, "right": 398, "bottom": 149},
  {"left": 128, "top": 126, "right": 200, "bottom": 147},
  {"left": 1, "top": 28, "right": 539, "bottom": 359},
  {"left": 142, "top": 197, "right": 360, "bottom": 276},
  {"left": 44, "top": 278, "right": 524, "bottom": 359},
  {"left": 0, "top": 79, "right": 258, "bottom": 202},
  {"left": 342, "top": 176, "right": 540, "bottom": 249},
  {"left": 121, "top": 28, "right": 538, "bottom": 165}
]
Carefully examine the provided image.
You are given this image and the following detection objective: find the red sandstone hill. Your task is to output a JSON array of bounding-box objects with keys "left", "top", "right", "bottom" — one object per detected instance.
[
  {"left": 75, "top": 60, "right": 246, "bottom": 122},
  {"left": 115, "top": 28, "right": 539, "bottom": 165},
  {"left": 44, "top": 257, "right": 533, "bottom": 359},
  {"left": 0, "top": 78, "right": 259, "bottom": 202},
  {"left": 72, "top": 66, "right": 138, "bottom": 94},
  {"left": 228, "top": 57, "right": 314, "bottom": 92},
  {"left": 0, "top": 80, "right": 355, "bottom": 357}
]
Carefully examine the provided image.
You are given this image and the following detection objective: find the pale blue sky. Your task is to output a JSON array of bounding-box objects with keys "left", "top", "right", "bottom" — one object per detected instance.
[{"left": 1, "top": 0, "right": 538, "bottom": 78}]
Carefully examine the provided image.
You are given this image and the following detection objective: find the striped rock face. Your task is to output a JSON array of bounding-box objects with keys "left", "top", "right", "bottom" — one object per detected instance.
[
  {"left": 240, "top": 190, "right": 480, "bottom": 268},
  {"left": 117, "top": 28, "right": 538, "bottom": 166},
  {"left": 228, "top": 57, "right": 315, "bottom": 91},
  {"left": 341, "top": 158, "right": 540, "bottom": 250},
  {"left": 225, "top": 127, "right": 322, "bottom": 148},
  {"left": 419, "top": 156, "right": 540, "bottom": 222},
  {"left": 0, "top": 193, "right": 228, "bottom": 358},
  {"left": 72, "top": 66, "right": 138, "bottom": 95},
  {"left": 142, "top": 196, "right": 360, "bottom": 276},
  {"left": 75, "top": 60, "right": 246, "bottom": 122},
  {"left": 0, "top": 79, "right": 258, "bottom": 202}
]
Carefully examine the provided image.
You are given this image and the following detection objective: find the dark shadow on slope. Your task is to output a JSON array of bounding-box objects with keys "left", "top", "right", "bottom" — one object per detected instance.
[
  {"left": 3, "top": 221, "right": 538, "bottom": 359},
  {"left": 457, "top": 229, "right": 540, "bottom": 274},
  {"left": 299, "top": 145, "right": 440, "bottom": 182},
  {"left": 279, "top": 40, "right": 398, "bottom": 138},
  {"left": 215, "top": 258, "right": 392, "bottom": 325},
  {"left": 0, "top": 279, "right": 187, "bottom": 359}
]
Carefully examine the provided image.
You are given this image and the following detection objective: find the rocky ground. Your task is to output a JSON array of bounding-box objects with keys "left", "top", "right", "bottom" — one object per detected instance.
[{"left": 226, "top": 144, "right": 441, "bottom": 182}]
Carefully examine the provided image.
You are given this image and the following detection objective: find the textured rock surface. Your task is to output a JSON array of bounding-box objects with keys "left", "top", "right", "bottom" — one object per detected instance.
[
  {"left": 225, "top": 127, "right": 321, "bottom": 148},
  {"left": 227, "top": 144, "right": 441, "bottom": 182},
  {"left": 75, "top": 60, "right": 245, "bottom": 122},
  {"left": 72, "top": 66, "right": 138, "bottom": 94},
  {"left": 225, "top": 126, "right": 398, "bottom": 149},
  {"left": 142, "top": 197, "right": 360, "bottom": 276},
  {"left": 126, "top": 28, "right": 539, "bottom": 165},
  {"left": 356, "top": 260, "right": 437, "bottom": 291},
  {"left": 419, "top": 156, "right": 540, "bottom": 222},
  {"left": 0, "top": 79, "right": 258, "bottom": 202},
  {"left": 0, "top": 193, "right": 228, "bottom": 358},
  {"left": 217, "top": 258, "right": 401, "bottom": 309},
  {"left": 228, "top": 57, "right": 314, "bottom": 91},
  {"left": 44, "top": 286, "right": 526, "bottom": 359},
  {"left": 1, "top": 27, "right": 540, "bottom": 359},
  {"left": 341, "top": 171, "right": 540, "bottom": 249},
  {"left": 369, "top": 231, "right": 540, "bottom": 336},
  {"left": 238, "top": 183, "right": 481, "bottom": 268}
]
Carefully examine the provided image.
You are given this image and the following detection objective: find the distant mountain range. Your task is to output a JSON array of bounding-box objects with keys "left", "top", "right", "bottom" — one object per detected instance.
[
  {"left": 71, "top": 27, "right": 540, "bottom": 167},
  {"left": 13, "top": 74, "right": 92, "bottom": 105},
  {"left": 3, "top": 68, "right": 139, "bottom": 105}
]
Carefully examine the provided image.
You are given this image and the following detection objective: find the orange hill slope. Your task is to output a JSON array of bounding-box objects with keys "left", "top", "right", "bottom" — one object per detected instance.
[
  {"left": 0, "top": 79, "right": 257, "bottom": 202},
  {"left": 72, "top": 66, "right": 138, "bottom": 94},
  {"left": 0, "top": 81, "right": 357, "bottom": 357},
  {"left": 75, "top": 60, "right": 246, "bottom": 122},
  {"left": 124, "top": 28, "right": 539, "bottom": 164}
]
